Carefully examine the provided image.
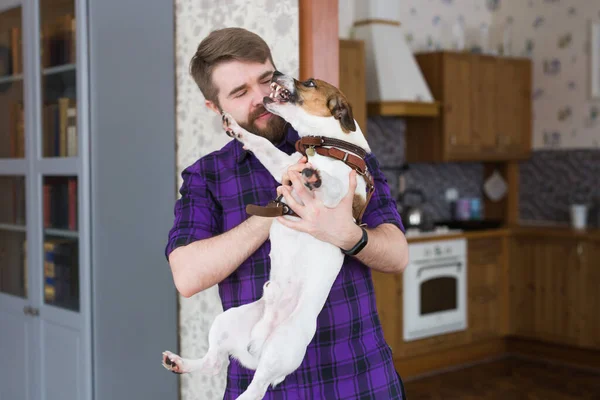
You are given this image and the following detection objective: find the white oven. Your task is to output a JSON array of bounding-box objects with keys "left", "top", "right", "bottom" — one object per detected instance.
[{"left": 403, "top": 238, "right": 467, "bottom": 341}]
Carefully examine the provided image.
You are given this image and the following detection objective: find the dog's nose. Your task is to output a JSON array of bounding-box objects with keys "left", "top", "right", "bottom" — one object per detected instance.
[{"left": 272, "top": 70, "right": 283, "bottom": 78}]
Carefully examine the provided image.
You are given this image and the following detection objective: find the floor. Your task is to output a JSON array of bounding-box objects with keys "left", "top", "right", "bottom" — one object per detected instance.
[{"left": 403, "top": 357, "right": 600, "bottom": 400}]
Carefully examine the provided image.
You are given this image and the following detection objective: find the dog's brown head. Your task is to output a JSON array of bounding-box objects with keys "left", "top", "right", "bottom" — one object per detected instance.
[{"left": 263, "top": 70, "right": 357, "bottom": 134}]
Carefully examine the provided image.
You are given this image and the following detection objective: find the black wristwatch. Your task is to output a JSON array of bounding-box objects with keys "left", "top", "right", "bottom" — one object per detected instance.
[{"left": 342, "top": 226, "right": 368, "bottom": 256}]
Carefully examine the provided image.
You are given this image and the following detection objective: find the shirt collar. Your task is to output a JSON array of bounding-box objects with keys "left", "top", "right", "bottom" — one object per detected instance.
[{"left": 235, "top": 124, "right": 300, "bottom": 164}]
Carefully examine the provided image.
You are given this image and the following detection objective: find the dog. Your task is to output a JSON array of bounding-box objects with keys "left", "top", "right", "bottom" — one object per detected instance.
[{"left": 162, "top": 70, "right": 373, "bottom": 400}]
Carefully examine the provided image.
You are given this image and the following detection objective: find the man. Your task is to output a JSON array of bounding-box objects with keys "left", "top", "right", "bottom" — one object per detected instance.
[{"left": 165, "top": 27, "right": 409, "bottom": 399}]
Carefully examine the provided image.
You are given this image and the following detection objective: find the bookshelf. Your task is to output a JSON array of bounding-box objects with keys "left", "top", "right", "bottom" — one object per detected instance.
[{"left": 0, "top": 0, "right": 178, "bottom": 399}]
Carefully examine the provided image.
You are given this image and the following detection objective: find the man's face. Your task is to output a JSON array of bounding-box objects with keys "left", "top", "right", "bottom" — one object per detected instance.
[{"left": 207, "top": 59, "right": 287, "bottom": 143}]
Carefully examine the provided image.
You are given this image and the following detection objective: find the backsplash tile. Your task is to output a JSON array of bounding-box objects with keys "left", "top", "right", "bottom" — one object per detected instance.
[
  {"left": 367, "top": 117, "right": 600, "bottom": 227},
  {"left": 519, "top": 150, "right": 600, "bottom": 226},
  {"left": 367, "top": 117, "right": 484, "bottom": 222}
]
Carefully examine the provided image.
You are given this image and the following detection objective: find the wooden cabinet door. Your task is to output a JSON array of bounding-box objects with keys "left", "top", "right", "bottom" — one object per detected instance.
[
  {"left": 580, "top": 240, "right": 600, "bottom": 349},
  {"left": 442, "top": 53, "right": 477, "bottom": 160},
  {"left": 339, "top": 39, "right": 367, "bottom": 135},
  {"left": 467, "top": 237, "right": 502, "bottom": 342},
  {"left": 494, "top": 58, "right": 532, "bottom": 158},
  {"left": 509, "top": 236, "right": 590, "bottom": 347},
  {"left": 471, "top": 55, "right": 498, "bottom": 154}
]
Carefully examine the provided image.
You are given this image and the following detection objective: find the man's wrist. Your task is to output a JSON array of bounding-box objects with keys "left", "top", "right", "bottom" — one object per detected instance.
[
  {"left": 338, "top": 223, "right": 364, "bottom": 251},
  {"left": 340, "top": 225, "right": 368, "bottom": 256}
]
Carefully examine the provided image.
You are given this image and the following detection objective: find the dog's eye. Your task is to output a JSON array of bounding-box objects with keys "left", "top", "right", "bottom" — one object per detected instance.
[{"left": 303, "top": 79, "right": 316, "bottom": 88}]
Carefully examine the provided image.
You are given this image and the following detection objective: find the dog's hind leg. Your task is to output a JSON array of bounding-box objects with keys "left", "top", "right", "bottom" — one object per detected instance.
[
  {"left": 162, "top": 300, "right": 265, "bottom": 375},
  {"left": 236, "top": 317, "right": 316, "bottom": 400},
  {"left": 222, "top": 112, "right": 302, "bottom": 182}
]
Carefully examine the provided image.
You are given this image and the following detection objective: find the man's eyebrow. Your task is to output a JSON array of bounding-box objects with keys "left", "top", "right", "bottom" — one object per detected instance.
[
  {"left": 258, "top": 70, "right": 274, "bottom": 81},
  {"left": 228, "top": 83, "right": 248, "bottom": 98},
  {"left": 227, "top": 71, "right": 274, "bottom": 98}
]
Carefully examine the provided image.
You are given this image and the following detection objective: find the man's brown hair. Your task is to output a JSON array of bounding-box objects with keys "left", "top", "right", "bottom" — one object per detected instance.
[{"left": 189, "top": 27, "right": 276, "bottom": 107}]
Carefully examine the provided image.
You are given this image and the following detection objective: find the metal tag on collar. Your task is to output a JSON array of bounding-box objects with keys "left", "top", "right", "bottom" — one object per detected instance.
[{"left": 306, "top": 146, "right": 316, "bottom": 156}]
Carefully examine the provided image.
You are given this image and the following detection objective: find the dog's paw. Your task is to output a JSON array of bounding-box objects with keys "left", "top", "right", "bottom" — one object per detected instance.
[
  {"left": 221, "top": 112, "right": 244, "bottom": 141},
  {"left": 301, "top": 168, "right": 322, "bottom": 190},
  {"left": 162, "top": 351, "right": 186, "bottom": 374}
]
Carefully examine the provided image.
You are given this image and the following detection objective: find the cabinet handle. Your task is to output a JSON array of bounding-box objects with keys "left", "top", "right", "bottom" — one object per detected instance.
[
  {"left": 23, "top": 306, "right": 40, "bottom": 317},
  {"left": 450, "top": 135, "right": 457, "bottom": 145},
  {"left": 577, "top": 243, "right": 583, "bottom": 256}
]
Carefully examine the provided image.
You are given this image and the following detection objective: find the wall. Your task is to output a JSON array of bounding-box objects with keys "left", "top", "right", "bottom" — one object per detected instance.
[
  {"left": 88, "top": 0, "right": 179, "bottom": 398},
  {"left": 173, "top": 1, "right": 299, "bottom": 399},
  {"left": 341, "top": 0, "right": 600, "bottom": 151}
]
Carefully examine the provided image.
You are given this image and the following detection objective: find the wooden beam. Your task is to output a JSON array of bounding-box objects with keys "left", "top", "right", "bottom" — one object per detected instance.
[{"left": 299, "top": 0, "right": 339, "bottom": 86}]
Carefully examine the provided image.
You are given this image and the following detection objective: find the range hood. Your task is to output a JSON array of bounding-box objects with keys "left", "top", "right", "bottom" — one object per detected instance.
[{"left": 351, "top": 0, "right": 440, "bottom": 117}]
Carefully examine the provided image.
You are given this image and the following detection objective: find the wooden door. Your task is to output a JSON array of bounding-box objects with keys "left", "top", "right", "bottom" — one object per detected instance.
[
  {"left": 509, "top": 236, "right": 588, "bottom": 347},
  {"left": 467, "top": 238, "right": 502, "bottom": 342},
  {"left": 470, "top": 55, "right": 498, "bottom": 154},
  {"left": 494, "top": 58, "right": 532, "bottom": 158},
  {"left": 442, "top": 53, "right": 478, "bottom": 160},
  {"left": 580, "top": 240, "right": 600, "bottom": 349},
  {"left": 339, "top": 39, "right": 367, "bottom": 135}
]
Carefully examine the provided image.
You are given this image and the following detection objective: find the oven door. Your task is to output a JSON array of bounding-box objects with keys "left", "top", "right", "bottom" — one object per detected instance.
[{"left": 403, "top": 255, "right": 467, "bottom": 341}]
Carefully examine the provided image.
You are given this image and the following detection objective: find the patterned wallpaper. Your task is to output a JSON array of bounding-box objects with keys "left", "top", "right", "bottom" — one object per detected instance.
[
  {"left": 340, "top": 0, "right": 600, "bottom": 150},
  {"left": 173, "top": 1, "right": 298, "bottom": 399}
]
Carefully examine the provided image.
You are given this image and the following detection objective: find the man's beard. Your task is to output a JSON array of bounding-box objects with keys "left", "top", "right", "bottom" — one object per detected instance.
[{"left": 239, "top": 105, "right": 287, "bottom": 144}]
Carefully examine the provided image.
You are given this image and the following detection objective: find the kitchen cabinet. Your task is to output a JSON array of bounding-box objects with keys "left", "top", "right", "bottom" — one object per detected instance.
[
  {"left": 508, "top": 235, "right": 600, "bottom": 349},
  {"left": 372, "top": 236, "right": 503, "bottom": 359},
  {"left": 339, "top": 39, "right": 367, "bottom": 136},
  {"left": 405, "top": 51, "right": 532, "bottom": 162}
]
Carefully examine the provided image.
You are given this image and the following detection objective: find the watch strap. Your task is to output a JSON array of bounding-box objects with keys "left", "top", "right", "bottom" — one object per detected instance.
[{"left": 341, "top": 227, "right": 368, "bottom": 256}]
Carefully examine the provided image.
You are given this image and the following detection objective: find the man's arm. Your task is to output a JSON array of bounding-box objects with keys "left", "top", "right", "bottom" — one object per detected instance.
[
  {"left": 168, "top": 216, "right": 272, "bottom": 297},
  {"left": 276, "top": 169, "right": 408, "bottom": 274}
]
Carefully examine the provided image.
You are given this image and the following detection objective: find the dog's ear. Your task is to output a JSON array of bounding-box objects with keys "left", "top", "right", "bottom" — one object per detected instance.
[{"left": 327, "top": 96, "right": 356, "bottom": 133}]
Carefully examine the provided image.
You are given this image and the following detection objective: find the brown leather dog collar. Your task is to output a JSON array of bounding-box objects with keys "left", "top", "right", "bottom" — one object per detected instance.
[
  {"left": 245, "top": 136, "right": 375, "bottom": 223},
  {"left": 295, "top": 136, "right": 368, "bottom": 176}
]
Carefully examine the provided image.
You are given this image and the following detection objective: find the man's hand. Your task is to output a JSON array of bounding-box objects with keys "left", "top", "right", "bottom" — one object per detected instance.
[
  {"left": 281, "top": 156, "right": 311, "bottom": 186},
  {"left": 275, "top": 168, "right": 363, "bottom": 250}
]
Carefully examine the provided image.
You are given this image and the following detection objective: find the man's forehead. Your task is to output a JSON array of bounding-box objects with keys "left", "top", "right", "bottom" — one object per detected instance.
[{"left": 213, "top": 59, "right": 274, "bottom": 92}]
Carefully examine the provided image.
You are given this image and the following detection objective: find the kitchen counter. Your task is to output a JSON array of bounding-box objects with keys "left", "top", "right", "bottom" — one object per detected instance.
[{"left": 405, "top": 224, "right": 600, "bottom": 243}]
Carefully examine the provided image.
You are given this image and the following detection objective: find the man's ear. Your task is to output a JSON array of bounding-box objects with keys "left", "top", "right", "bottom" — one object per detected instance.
[
  {"left": 327, "top": 96, "right": 356, "bottom": 133},
  {"left": 205, "top": 99, "right": 221, "bottom": 115}
]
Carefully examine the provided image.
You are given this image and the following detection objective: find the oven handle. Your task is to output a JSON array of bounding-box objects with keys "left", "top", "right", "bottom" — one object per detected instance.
[{"left": 417, "top": 262, "right": 462, "bottom": 278}]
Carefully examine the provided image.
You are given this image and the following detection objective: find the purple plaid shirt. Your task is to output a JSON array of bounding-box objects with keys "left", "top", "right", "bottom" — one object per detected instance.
[{"left": 166, "top": 126, "right": 406, "bottom": 399}]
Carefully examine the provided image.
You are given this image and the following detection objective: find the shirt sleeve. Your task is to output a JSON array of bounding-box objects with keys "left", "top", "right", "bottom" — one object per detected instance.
[
  {"left": 359, "top": 153, "right": 405, "bottom": 233},
  {"left": 164, "top": 166, "right": 222, "bottom": 260}
]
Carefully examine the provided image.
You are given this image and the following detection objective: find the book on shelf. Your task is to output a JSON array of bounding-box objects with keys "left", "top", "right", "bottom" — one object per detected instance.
[
  {"left": 21, "top": 238, "right": 79, "bottom": 309},
  {"left": 41, "top": 13, "right": 76, "bottom": 69},
  {"left": 43, "top": 97, "right": 77, "bottom": 157},
  {"left": 43, "top": 177, "right": 78, "bottom": 231},
  {"left": 0, "top": 25, "right": 22, "bottom": 77}
]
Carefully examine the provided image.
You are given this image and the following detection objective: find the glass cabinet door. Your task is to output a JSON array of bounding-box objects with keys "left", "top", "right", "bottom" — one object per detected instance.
[
  {"left": 39, "top": 0, "right": 80, "bottom": 312},
  {"left": 0, "top": 6, "right": 26, "bottom": 298},
  {"left": 40, "top": 0, "right": 77, "bottom": 159}
]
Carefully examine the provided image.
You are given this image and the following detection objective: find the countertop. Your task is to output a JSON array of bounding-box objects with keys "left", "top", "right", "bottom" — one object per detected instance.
[{"left": 405, "top": 222, "right": 600, "bottom": 243}]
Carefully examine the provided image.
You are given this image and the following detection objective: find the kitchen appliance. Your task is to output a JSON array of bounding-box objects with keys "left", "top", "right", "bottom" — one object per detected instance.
[
  {"left": 351, "top": 0, "right": 437, "bottom": 107},
  {"left": 397, "top": 188, "right": 435, "bottom": 232},
  {"left": 403, "top": 238, "right": 467, "bottom": 341}
]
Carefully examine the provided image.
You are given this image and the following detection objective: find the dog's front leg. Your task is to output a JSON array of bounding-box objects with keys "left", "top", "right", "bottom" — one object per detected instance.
[
  {"left": 222, "top": 112, "right": 302, "bottom": 183},
  {"left": 299, "top": 167, "right": 346, "bottom": 208}
]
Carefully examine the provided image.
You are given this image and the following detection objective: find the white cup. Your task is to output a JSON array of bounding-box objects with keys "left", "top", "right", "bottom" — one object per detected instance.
[{"left": 570, "top": 204, "right": 588, "bottom": 230}]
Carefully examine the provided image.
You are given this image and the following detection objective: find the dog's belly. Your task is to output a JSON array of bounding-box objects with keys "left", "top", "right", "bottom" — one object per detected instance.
[{"left": 267, "top": 220, "right": 345, "bottom": 318}]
